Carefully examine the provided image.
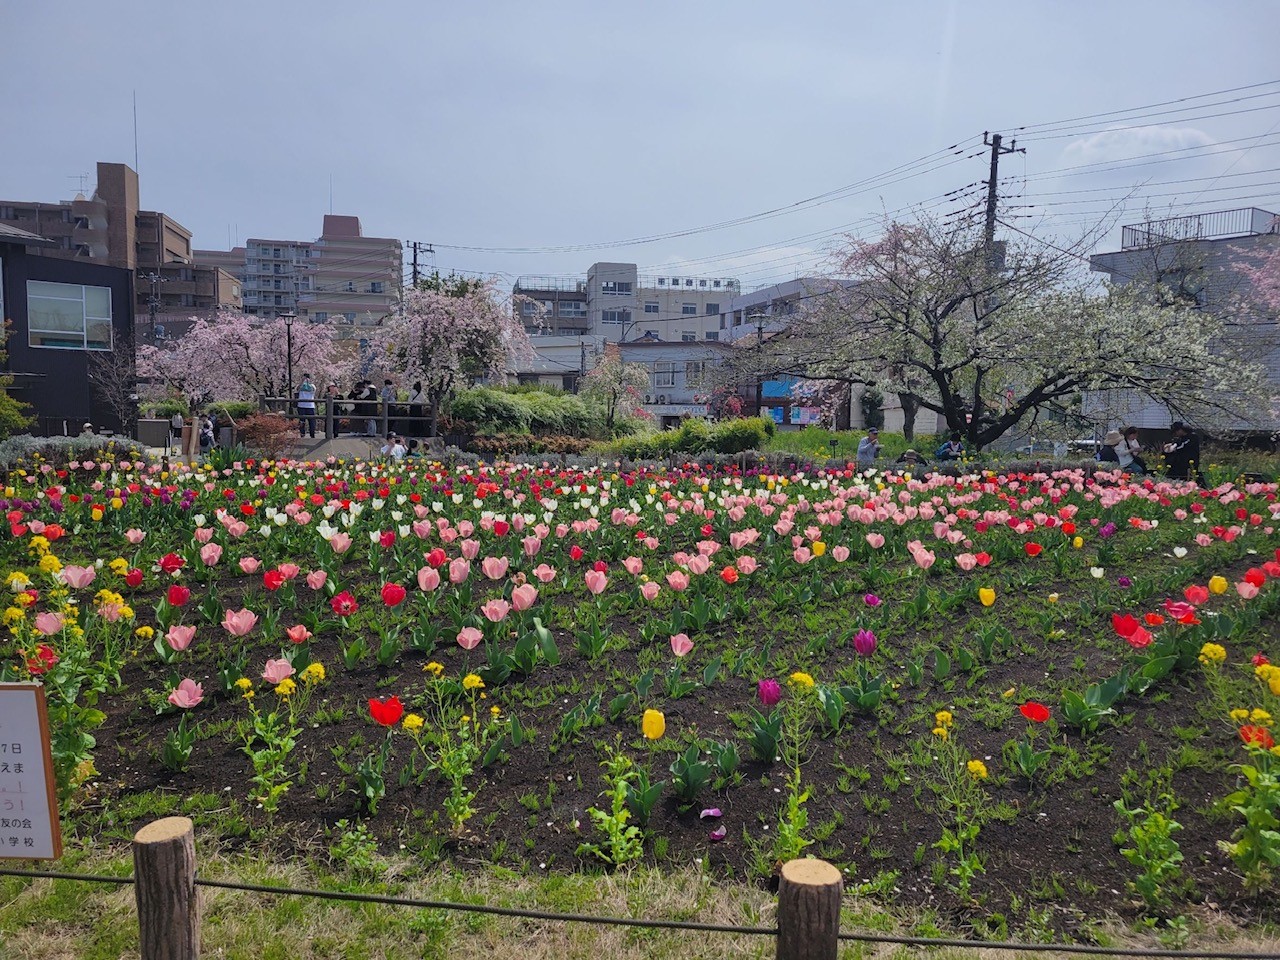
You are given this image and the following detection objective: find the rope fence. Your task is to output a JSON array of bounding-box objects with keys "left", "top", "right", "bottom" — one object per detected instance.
[{"left": 3, "top": 837, "right": 1278, "bottom": 960}]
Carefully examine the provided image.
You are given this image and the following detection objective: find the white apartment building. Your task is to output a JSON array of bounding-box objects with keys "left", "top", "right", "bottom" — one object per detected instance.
[{"left": 196, "top": 215, "right": 401, "bottom": 326}]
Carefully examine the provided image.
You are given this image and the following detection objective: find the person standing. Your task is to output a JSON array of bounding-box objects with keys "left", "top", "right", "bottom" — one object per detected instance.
[
  {"left": 856, "top": 428, "right": 881, "bottom": 469},
  {"left": 198, "top": 415, "right": 215, "bottom": 455},
  {"left": 169, "top": 411, "right": 184, "bottom": 452},
  {"left": 360, "top": 380, "right": 379, "bottom": 437},
  {"left": 407, "top": 380, "right": 425, "bottom": 437},
  {"left": 1163, "top": 421, "right": 1203, "bottom": 484},
  {"left": 380, "top": 378, "right": 398, "bottom": 434},
  {"left": 297, "top": 375, "right": 317, "bottom": 439}
]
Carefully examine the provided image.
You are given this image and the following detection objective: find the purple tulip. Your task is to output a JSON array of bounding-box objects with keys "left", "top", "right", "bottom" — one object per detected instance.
[
  {"left": 757, "top": 678, "right": 782, "bottom": 707},
  {"left": 1117, "top": 576, "right": 1132, "bottom": 588},
  {"left": 863, "top": 593, "right": 881, "bottom": 607},
  {"left": 853, "top": 629, "right": 877, "bottom": 657},
  {"left": 1099, "top": 522, "right": 1118, "bottom": 539}
]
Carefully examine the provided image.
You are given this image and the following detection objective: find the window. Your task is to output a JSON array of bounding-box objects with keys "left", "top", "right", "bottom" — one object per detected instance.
[
  {"left": 26, "top": 280, "right": 113, "bottom": 351},
  {"left": 601, "top": 309, "right": 628, "bottom": 324},
  {"left": 644, "top": 301, "right": 659, "bottom": 314},
  {"left": 344, "top": 281, "right": 356, "bottom": 292},
  {"left": 600, "top": 280, "right": 632, "bottom": 295},
  {"left": 272, "top": 247, "right": 282, "bottom": 258},
  {"left": 315, "top": 311, "right": 328, "bottom": 322},
  {"left": 344, "top": 312, "right": 356, "bottom": 323},
  {"left": 370, "top": 281, "right": 384, "bottom": 294},
  {"left": 713, "top": 280, "right": 721, "bottom": 288},
  {"left": 561, "top": 374, "right": 579, "bottom": 392},
  {"left": 654, "top": 362, "right": 675, "bottom": 388},
  {"left": 559, "top": 300, "right": 586, "bottom": 318},
  {"left": 643, "top": 329, "right": 659, "bottom": 339},
  {"left": 657, "top": 278, "right": 667, "bottom": 286},
  {"left": 685, "top": 279, "right": 694, "bottom": 287},
  {"left": 681, "top": 331, "right": 696, "bottom": 342},
  {"left": 699, "top": 280, "right": 707, "bottom": 288},
  {"left": 517, "top": 373, "right": 540, "bottom": 386},
  {"left": 685, "top": 361, "right": 706, "bottom": 384},
  {"left": 705, "top": 302, "right": 719, "bottom": 315},
  {"left": 705, "top": 331, "right": 719, "bottom": 341},
  {"left": 681, "top": 303, "right": 697, "bottom": 316},
  {"left": 521, "top": 301, "right": 538, "bottom": 316}
]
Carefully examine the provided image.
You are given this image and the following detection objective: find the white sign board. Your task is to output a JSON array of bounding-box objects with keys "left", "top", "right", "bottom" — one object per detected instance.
[{"left": 0, "top": 683, "right": 62, "bottom": 859}]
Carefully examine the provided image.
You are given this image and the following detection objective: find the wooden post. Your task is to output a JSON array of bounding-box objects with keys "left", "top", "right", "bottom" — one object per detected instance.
[
  {"left": 133, "top": 816, "right": 200, "bottom": 960},
  {"left": 776, "top": 858, "right": 842, "bottom": 960}
]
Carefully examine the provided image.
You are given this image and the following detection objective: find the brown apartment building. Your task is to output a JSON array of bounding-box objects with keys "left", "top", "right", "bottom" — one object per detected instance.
[{"left": 0, "top": 161, "right": 242, "bottom": 342}]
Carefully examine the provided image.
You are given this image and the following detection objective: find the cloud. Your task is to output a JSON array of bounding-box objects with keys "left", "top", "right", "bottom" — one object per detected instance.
[{"left": 1059, "top": 124, "right": 1218, "bottom": 167}]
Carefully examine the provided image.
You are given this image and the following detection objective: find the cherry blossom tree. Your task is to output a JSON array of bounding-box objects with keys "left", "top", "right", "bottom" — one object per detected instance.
[
  {"left": 137, "top": 310, "right": 351, "bottom": 408},
  {"left": 372, "top": 273, "right": 531, "bottom": 436},
  {"left": 579, "top": 354, "right": 650, "bottom": 433},
  {"left": 773, "top": 213, "right": 1273, "bottom": 447}
]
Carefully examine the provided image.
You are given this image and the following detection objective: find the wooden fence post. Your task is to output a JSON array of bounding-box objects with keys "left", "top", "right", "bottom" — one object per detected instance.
[
  {"left": 776, "top": 857, "right": 842, "bottom": 960},
  {"left": 133, "top": 816, "right": 200, "bottom": 960}
]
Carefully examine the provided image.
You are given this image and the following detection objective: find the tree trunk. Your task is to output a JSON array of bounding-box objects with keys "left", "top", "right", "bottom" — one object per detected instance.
[
  {"left": 776, "top": 858, "right": 842, "bottom": 960},
  {"left": 897, "top": 392, "right": 918, "bottom": 442},
  {"left": 133, "top": 817, "right": 199, "bottom": 960}
]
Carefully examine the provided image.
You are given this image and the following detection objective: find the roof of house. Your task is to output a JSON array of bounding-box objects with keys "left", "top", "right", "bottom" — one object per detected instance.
[{"left": 0, "top": 222, "right": 57, "bottom": 247}]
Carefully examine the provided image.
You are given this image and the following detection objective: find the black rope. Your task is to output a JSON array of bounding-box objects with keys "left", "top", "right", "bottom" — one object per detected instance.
[{"left": 2, "top": 867, "right": 1277, "bottom": 959}]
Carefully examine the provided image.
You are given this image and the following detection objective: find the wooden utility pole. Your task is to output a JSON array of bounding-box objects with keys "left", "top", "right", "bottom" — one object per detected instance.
[
  {"left": 981, "top": 131, "right": 1023, "bottom": 255},
  {"left": 776, "top": 858, "right": 843, "bottom": 960},
  {"left": 133, "top": 817, "right": 200, "bottom": 960}
]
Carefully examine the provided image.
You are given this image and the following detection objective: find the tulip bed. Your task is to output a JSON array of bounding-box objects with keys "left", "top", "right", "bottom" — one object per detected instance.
[{"left": 3, "top": 456, "right": 1280, "bottom": 938}]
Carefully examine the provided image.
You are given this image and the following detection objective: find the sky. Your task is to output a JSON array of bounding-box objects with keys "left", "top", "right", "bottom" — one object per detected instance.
[{"left": 4, "top": 1, "right": 1279, "bottom": 293}]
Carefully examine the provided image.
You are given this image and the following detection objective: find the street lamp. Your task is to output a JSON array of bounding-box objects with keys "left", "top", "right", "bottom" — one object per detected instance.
[
  {"left": 752, "top": 313, "right": 767, "bottom": 417},
  {"left": 280, "top": 312, "right": 297, "bottom": 407}
]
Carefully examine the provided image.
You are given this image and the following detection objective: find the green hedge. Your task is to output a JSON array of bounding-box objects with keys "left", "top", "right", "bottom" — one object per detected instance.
[
  {"left": 603, "top": 417, "right": 775, "bottom": 459},
  {"left": 448, "top": 387, "right": 608, "bottom": 438}
]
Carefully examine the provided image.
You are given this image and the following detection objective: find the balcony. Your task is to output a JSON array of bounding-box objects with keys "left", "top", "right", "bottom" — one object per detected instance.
[{"left": 1121, "top": 208, "right": 1279, "bottom": 250}]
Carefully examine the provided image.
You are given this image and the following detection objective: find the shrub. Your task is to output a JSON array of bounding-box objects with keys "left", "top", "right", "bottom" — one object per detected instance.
[
  {"left": 205, "top": 401, "right": 258, "bottom": 424},
  {"left": 707, "top": 417, "right": 772, "bottom": 453},
  {"left": 449, "top": 389, "right": 532, "bottom": 434},
  {"left": 0, "top": 434, "right": 147, "bottom": 470},
  {"left": 238, "top": 413, "right": 298, "bottom": 460}
]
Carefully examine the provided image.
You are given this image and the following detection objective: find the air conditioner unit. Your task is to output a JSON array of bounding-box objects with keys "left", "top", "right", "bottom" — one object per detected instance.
[
  {"left": 657, "top": 394, "right": 667, "bottom": 404},
  {"left": 644, "top": 394, "right": 652, "bottom": 403}
]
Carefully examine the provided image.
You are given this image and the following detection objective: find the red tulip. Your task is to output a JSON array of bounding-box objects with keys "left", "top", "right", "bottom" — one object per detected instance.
[
  {"left": 493, "top": 519, "right": 510, "bottom": 537},
  {"left": 1244, "top": 568, "right": 1266, "bottom": 588},
  {"left": 167, "top": 584, "right": 191, "bottom": 607},
  {"left": 1112, "top": 612, "right": 1140, "bottom": 639},
  {"left": 124, "top": 568, "right": 144, "bottom": 588},
  {"left": 263, "top": 570, "right": 286, "bottom": 591},
  {"left": 1024, "top": 542, "right": 1042, "bottom": 557},
  {"left": 975, "top": 552, "right": 992, "bottom": 567},
  {"left": 158, "top": 553, "right": 184, "bottom": 574},
  {"left": 381, "top": 582, "right": 407, "bottom": 607},
  {"left": 379, "top": 530, "right": 395, "bottom": 548},
  {"left": 368, "top": 696, "right": 404, "bottom": 727},
  {"left": 1019, "top": 701, "right": 1050, "bottom": 723},
  {"left": 1183, "top": 584, "right": 1210, "bottom": 605},
  {"left": 720, "top": 565, "right": 739, "bottom": 585},
  {"left": 1239, "top": 725, "right": 1276, "bottom": 750},
  {"left": 425, "top": 547, "right": 447, "bottom": 568},
  {"left": 570, "top": 545, "right": 584, "bottom": 561},
  {"left": 331, "top": 591, "right": 359, "bottom": 616}
]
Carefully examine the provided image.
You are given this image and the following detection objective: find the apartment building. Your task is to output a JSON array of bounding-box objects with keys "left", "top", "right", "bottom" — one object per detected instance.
[
  {"left": 1087, "top": 207, "right": 1280, "bottom": 432},
  {"left": 0, "top": 162, "right": 242, "bottom": 341},
  {"left": 195, "top": 215, "right": 401, "bottom": 326}
]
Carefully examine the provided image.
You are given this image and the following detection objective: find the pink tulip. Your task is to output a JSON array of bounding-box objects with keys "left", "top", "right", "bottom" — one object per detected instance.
[
  {"left": 830, "top": 545, "right": 850, "bottom": 562},
  {"left": 417, "top": 566, "right": 441, "bottom": 591},
  {"left": 666, "top": 570, "right": 690, "bottom": 592},
  {"left": 481, "top": 556, "right": 510, "bottom": 580},
  {"left": 1237, "top": 581, "right": 1260, "bottom": 599},
  {"left": 329, "top": 532, "right": 353, "bottom": 554},
  {"left": 640, "top": 581, "right": 661, "bottom": 601},
  {"left": 239, "top": 557, "right": 262, "bottom": 574},
  {"left": 306, "top": 569, "right": 328, "bottom": 591},
  {"left": 457, "top": 626, "right": 483, "bottom": 650},
  {"left": 793, "top": 547, "right": 812, "bottom": 565},
  {"left": 194, "top": 527, "right": 214, "bottom": 544},
  {"left": 165, "top": 624, "right": 196, "bottom": 651},
  {"left": 511, "top": 584, "right": 539, "bottom": 611},
  {"left": 584, "top": 570, "right": 609, "bottom": 596},
  {"left": 167, "top": 678, "right": 203, "bottom": 709},
  {"left": 457, "top": 520, "right": 475, "bottom": 537},
  {"left": 277, "top": 563, "right": 300, "bottom": 581},
  {"left": 285, "top": 624, "right": 312, "bottom": 644},
  {"left": 99, "top": 602, "right": 125, "bottom": 623},
  {"left": 865, "top": 533, "right": 885, "bottom": 549},
  {"left": 60, "top": 565, "right": 96, "bottom": 589},
  {"left": 261, "top": 658, "right": 295, "bottom": 684},
  {"left": 482, "top": 599, "right": 511, "bottom": 623},
  {"left": 686, "top": 554, "right": 711, "bottom": 576},
  {"left": 221, "top": 607, "right": 259, "bottom": 637},
  {"left": 736, "top": 555, "right": 759, "bottom": 575},
  {"left": 955, "top": 553, "right": 977, "bottom": 571},
  {"left": 522, "top": 536, "right": 542, "bottom": 558},
  {"left": 449, "top": 557, "right": 471, "bottom": 584},
  {"left": 670, "top": 633, "right": 694, "bottom": 657},
  {"left": 34, "top": 611, "right": 64, "bottom": 636},
  {"left": 226, "top": 520, "right": 249, "bottom": 538},
  {"left": 459, "top": 538, "right": 481, "bottom": 561},
  {"left": 623, "top": 557, "right": 644, "bottom": 575},
  {"left": 200, "top": 543, "right": 223, "bottom": 567},
  {"left": 533, "top": 563, "right": 557, "bottom": 584},
  {"left": 125, "top": 528, "right": 146, "bottom": 545}
]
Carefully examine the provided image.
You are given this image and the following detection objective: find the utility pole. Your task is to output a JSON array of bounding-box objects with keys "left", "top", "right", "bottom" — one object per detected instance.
[
  {"left": 142, "top": 271, "right": 166, "bottom": 345},
  {"left": 409, "top": 242, "right": 434, "bottom": 287},
  {"left": 753, "top": 313, "right": 766, "bottom": 418}
]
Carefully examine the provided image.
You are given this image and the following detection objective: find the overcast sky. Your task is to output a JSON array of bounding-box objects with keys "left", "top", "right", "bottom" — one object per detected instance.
[{"left": 4, "top": 1, "right": 1279, "bottom": 292}]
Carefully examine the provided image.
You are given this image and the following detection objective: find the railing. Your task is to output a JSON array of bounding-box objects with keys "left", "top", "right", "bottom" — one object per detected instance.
[
  {"left": 1121, "top": 208, "right": 1279, "bottom": 249},
  {"left": 260, "top": 396, "right": 437, "bottom": 441}
]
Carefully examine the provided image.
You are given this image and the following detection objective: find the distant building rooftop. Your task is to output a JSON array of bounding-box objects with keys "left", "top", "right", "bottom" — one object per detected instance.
[
  {"left": 0, "top": 222, "right": 57, "bottom": 247},
  {"left": 1121, "top": 207, "right": 1278, "bottom": 250}
]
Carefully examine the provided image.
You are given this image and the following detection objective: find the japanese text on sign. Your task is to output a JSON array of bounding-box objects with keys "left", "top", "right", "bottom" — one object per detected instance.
[{"left": 0, "top": 683, "right": 62, "bottom": 859}]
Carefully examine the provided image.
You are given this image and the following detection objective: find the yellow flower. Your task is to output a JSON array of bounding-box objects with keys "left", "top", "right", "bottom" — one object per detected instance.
[
  {"left": 978, "top": 587, "right": 996, "bottom": 607},
  {"left": 234, "top": 677, "right": 253, "bottom": 692},
  {"left": 6, "top": 572, "right": 31, "bottom": 590},
  {"left": 1198, "top": 643, "right": 1227, "bottom": 666},
  {"left": 1209, "top": 575, "right": 1228, "bottom": 595},
  {"left": 109, "top": 558, "right": 130, "bottom": 575},
  {"left": 1047, "top": 593, "right": 1059, "bottom": 604},
  {"left": 15, "top": 591, "right": 36, "bottom": 607},
  {"left": 642, "top": 709, "right": 666, "bottom": 740},
  {"left": 462, "top": 673, "right": 485, "bottom": 691},
  {"left": 90, "top": 506, "right": 104, "bottom": 521},
  {"left": 274, "top": 678, "right": 297, "bottom": 697},
  {"left": 967, "top": 759, "right": 989, "bottom": 780},
  {"left": 2, "top": 607, "right": 25, "bottom": 625},
  {"left": 423, "top": 661, "right": 445, "bottom": 677},
  {"left": 402, "top": 713, "right": 425, "bottom": 733},
  {"left": 27, "top": 536, "right": 50, "bottom": 555},
  {"left": 1072, "top": 536, "right": 1083, "bottom": 549},
  {"left": 1002, "top": 687, "right": 1017, "bottom": 699},
  {"left": 1230, "top": 708, "right": 1251, "bottom": 722},
  {"left": 935, "top": 710, "right": 954, "bottom": 727},
  {"left": 490, "top": 705, "right": 501, "bottom": 717},
  {"left": 39, "top": 554, "right": 62, "bottom": 575},
  {"left": 135, "top": 626, "right": 154, "bottom": 640},
  {"left": 110, "top": 497, "right": 123, "bottom": 510},
  {"left": 301, "top": 662, "right": 326, "bottom": 684},
  {"left": 1251, "top": 708, "right": 1273, "bottom": 727},
  {"left": 788, "top": 671, "right": 816, "bottom": 689},
  {"left": 811, "top": 541, "right": 827, "bottom": 557},
  {"left": 932, "top": 726, "right": 949, "bottom": 741}
]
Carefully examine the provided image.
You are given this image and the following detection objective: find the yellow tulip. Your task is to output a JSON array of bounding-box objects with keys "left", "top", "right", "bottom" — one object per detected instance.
[
  {"left": 1072, "top": 536, "right": 1083, "bottom": 549},
  {"left": 978, "top": 587, "right": 996, "bottom": 607},
  {"left": 641, "top": 709, "right": 666, "bottom": 740},
  {"left": 1208, "top": 575, "right": 1228, "bottom": 595},
  {"left": 812, "top": 541, "right": 826, "bottom": 557}
]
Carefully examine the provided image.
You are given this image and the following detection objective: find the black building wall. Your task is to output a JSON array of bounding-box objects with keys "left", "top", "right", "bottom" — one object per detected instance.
[{"left": 1, "top": 241, "right": 135, "bottom": 435}]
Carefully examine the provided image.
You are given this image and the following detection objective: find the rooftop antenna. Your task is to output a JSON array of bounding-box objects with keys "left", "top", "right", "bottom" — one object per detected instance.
[
  {"left": 132, "top": 91, "right": 139, "bottom": 174},
  {"left": 66, "top": 173, "right": 90, "bottom": 195}
]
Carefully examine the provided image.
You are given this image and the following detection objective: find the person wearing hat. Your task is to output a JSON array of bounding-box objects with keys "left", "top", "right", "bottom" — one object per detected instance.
[
  {"left": 1118, "top": 426, "right": 1146, "bottom": 474},
  {"left": 896, "top": 448, "right": 928, "bottom": 468},
  {"left": 856, "top": 428, "right": 881, "bottom": 469},
  {"left": 1163, "top": 422, "right": 1203, "bottom": 484},
  {"left": 1099, "top": 429, "right": 1123, "bottom": 464}
]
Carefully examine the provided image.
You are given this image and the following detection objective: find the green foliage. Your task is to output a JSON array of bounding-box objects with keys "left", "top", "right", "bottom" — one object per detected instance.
[
  {"left": 328, "top": 819, "right": 384, "bottom": 877},
  {"left": 669, "top": 744, "right": 713, "bottom": 804},
  {"left": 746, "top": 707, "right": 783, "bottom": 764},
  {"left": 860, "top": 386, "right": 885, "bottom": 431},
  {"left": 1218, "top": 752, "right": 1280, "bottom": 894},
  {"left": 609, "top": 416, "right": 775, "bottom": 459},
  {"left": 578, "top": 746, "right": 645, "bottom": 868},
  {"left": 0, "top": 323, "right": 32, "bottom": 439},
  {"left": 772, "top": 769, "right": 813, "bottom": 864},
  {"left": 1113, "top": 798, "right": 1185, "bottom": 911},
  {"left": 0, "top": 434, "right": 147, "bottom": 469}
]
